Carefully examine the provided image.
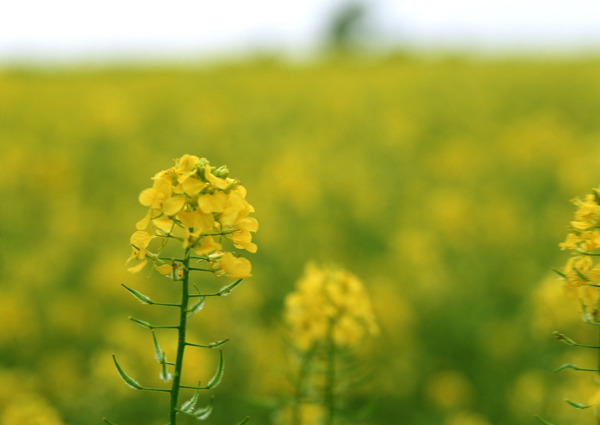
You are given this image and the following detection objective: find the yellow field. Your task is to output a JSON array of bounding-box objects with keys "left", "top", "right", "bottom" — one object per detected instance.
[{"left": 2, "top": 56, "right": 600, "bottom": 425}]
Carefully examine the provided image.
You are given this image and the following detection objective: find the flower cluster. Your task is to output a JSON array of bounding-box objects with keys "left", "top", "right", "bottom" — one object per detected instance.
[
  {"left": 284, "top": 263, "right": 379, "bottom": 350},
  {"left": 126, "top": 154, "right": 258, "bottom": 278},
  {"left": 274, "top": 403, "right": 324, "bottom": 425},
  {"left": 559, "top": 188, "right": 600, "bottom": 316}
]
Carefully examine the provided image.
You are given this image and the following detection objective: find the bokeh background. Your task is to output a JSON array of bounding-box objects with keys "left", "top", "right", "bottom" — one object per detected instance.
[{"left": 3, "top": 1, "right": 600, "bottom": 424}]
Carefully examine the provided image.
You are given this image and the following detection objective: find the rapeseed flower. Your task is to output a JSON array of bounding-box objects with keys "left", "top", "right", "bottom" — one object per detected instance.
[
  {"left": 559, "top": 188, "right": 600, "bottom": 315},
  {"left": 113, "top": 154, "right": 257, "bottom": 425},
  {"left": 541, "top": 187, "right": 600, "bottom": 425},
  {"left": 281, "top": 263, "right": 378, "bottom": 425},
  {"left": 127, "top": 155, "right": 257, "bottom": 278},
  {"left": 284, "top": 263, "right": 379, "bottom": 350}
]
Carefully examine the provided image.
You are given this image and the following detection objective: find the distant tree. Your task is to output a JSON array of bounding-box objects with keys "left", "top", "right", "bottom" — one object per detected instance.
[{"left": 325, "top": 1, "right": 368, "bottom": 52}]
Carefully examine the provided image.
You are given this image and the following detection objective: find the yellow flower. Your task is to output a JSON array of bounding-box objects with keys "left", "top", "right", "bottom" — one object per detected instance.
[
  {"left": 126, "top": 231, "right": 155, "bottom": 272},
  {"left": 204, "top": 165, "right": 232, "bottom": 190},
  {"left": 231, "top": 217, "right": 259, "bottom": 253},
  {"left": 181, "top": 175, "right": 206, "bottom": 197},
  {"left": 162, "top": 196, "right": 186, "bottom": 216},
  {"left": 198, "top": 192, "right": 227, "bottom": 214},
  {"left": 215, "top": 252, "right": 252, "bottom": 278},
  {"left": 560, "top": 188, "right": 600, "bottom": 314},
  {"left": 559, "top": 233, "right": 583, "bottom": 251},
  {"left": 155, "top": 264, "right": 174, "bottom": 275},
  {"left": 575, "top": 193, "right": 600, "bottom": 223},
  {"left": 138, "top": 171, "right": 172, "bottom": 208},
  {"left": 129, "top": 155, "right": 257, "bottom": 276},
  {"left": 152, "top": 217, "right": 174, "bottom": 233},
  {"left": 130, "top": 230, "right": 154, "bottom": 250},
  {"left": 136, "top": 210, "right": 152, "bottom": 230},
  {"left": 590, "top": 387, "right": 600, "bottom": 408},
  {"left": 178, "top": 210, "right": 215, "bottom": 248},
  {"left": 175, "top": 154, "right": 200, "bottom": 180},
  {"left": 220, "top": 186, "right": 254, "bottom": 226},
  {"left": 194, "top": 236, "right": 222, "bottom": 256},
  {"left": 284, "top": 263, "right": 378, "bottom": 350}
]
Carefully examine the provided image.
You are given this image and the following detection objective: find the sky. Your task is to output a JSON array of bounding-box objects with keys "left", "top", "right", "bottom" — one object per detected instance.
[{"left": 2, "top": 0, "right": 600, "bottom": 63}]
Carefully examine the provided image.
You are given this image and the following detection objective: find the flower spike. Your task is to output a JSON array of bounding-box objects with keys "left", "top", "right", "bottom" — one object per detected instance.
[{"left": 108, "top": 155, "right": 256, "bottom": 424}]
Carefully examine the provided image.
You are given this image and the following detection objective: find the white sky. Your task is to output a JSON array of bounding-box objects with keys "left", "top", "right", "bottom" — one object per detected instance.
[{"left": 2, "top": 0, "right": 600, "bottom": 63}]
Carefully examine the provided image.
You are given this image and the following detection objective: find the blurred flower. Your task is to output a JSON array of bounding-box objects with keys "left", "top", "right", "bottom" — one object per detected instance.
[
  {"left": 590, "top": 387, "right": 600, "bottom": 408},
  {"left": 559, "top": 188, "right": 600, "bottom": 315},
  {"left": 274, "top": 403, "right": 324, "bottom": 425},
  {"left": 127, "top": 155, "right": 257, "bottom": 276},
  {"left": 443, "top": 410, "right": 491, "bottom": 425},
  {"left": 281, "top": 263, "right": 379, "bottom": 425},
  {"left": 0, "top": 393, "right": 65, "bottom": 425},
  {"left": 284, "top": 263, "right": 379, "bottom": 350},
  {"left": 425, "top": 370, "right": 472, "bottom": 410}
]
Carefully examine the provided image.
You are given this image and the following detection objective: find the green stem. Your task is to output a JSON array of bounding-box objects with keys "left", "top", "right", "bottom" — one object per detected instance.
[
  {"left": 292, "top": 344, "right": 313, "bottom": 425},
  {"left": 169, "top": 247, "right": 191, "bottom": 425},
  {"left": 597, "top": 325, "right": 600, "bottom": 374},
  {"left": 325, "top": 318, "right": 336, "bottom": 425}
]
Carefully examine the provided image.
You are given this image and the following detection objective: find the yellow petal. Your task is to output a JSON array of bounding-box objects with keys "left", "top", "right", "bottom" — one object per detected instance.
[
  {"left": 237, "top": 216, "right": 258, "bottom": 232},
  {"left": 139, "top": 188, "right": 156, "bottom": 206},
  {"left": 155, "top": 264, "right": 174, "bottom": 275},
  {"left": 220, "top": 194, "right": 244, "bottom": 225},
  {"left": 136, "top": 210, "right": 151, "bottom": 230},
  {"left": 234, "top": 240, "right": 257, "bottom": 253},
  {"left": 128, "top": 259, "right": 148, "bottom": 273},
  {"left": 152, "top": 217, "right": 174, "bottom": 233},
  {"left": 182, "top": 176, "right": 206, "bottom": 197},
  {"left": 572, "top": 220, "right": 591, "bottom": 230},
  {"left": 204, "top": 165, "right": 229, "bottom": 190},
  {"left": 126, "top": 248, "right": 138, "bottom": 265},
  {"left": 163, "top": 196, "right": 186, "bottom": 216},
  {"left": 177, "top": 154, "right": 200, "bottom": 173},
  {"left": 177, "top": 211, "right": 195, "bottom": 228},
  {"left": 177, "top": 210, "right": 214, "bottom": 233},
  {"left": 218, "top": 252, "right": 252, "bottom": 278},
  {"left": 153, "top": 178, "right": 173, "bottom": 201},
  {"left": 130, "top": 231, "right": 154, "bottom": 249},
  {"left": 194, "top": 236, "right": 222, "bottom": 255},
  {"left": 198, "top": 192, "right": 227, "bottom": 214}
]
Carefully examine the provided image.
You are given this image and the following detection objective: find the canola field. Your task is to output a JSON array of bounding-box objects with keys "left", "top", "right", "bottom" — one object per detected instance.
[{"left": 2, "top": 56, "right": 600, "bottom": 425}]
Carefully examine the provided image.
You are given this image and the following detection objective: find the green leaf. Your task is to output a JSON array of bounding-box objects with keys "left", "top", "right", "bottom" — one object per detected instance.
[
  {"left": 103, "top": 418, "right": 120, "bottom": 425},
  {"left": 207, "top": 350, "right": 224, "bottom": 389},
  {"left": 194, "top": 397, "right": 214, "bottom": 420},
  {"left": 187, "top": 297, "right": 205, "bottom": 318},
  {"left": 534, "top": 416, "right": 555, "bottom": 425},
  {"left": 186, "top": 339, "right": 229, "bottom": 349},
  {"left": 112, "top": 355, "right": 142, "bottom": 390},
  {"left": 554, "top": 363, "right": 577, "bottom": 372},
  {"left": 130, "top": 317, "right": 153, "bottom": 329},
  {"left": 234, "top": 417, "right": 250, "bottom": 425},
  {"left": 180, "top": 388, "right": 201, "bottom": 414},
  {"left": 204, "top": 339, "right": 229, "bottom": 348},
  {"left": 152, "top": 331, "right": 165, "bottom": 363},
  {"left": 122, "top": 284, "right": 153, "bottom": 304},
  {"left": 552, "top": 331, "right": 576, "bottom": 345},
  {"left": 565, "top": 399, "right": 592, "bottom": 409},
  {"left": 218, "top": 279, "right": 243, "bottom": 296}
]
